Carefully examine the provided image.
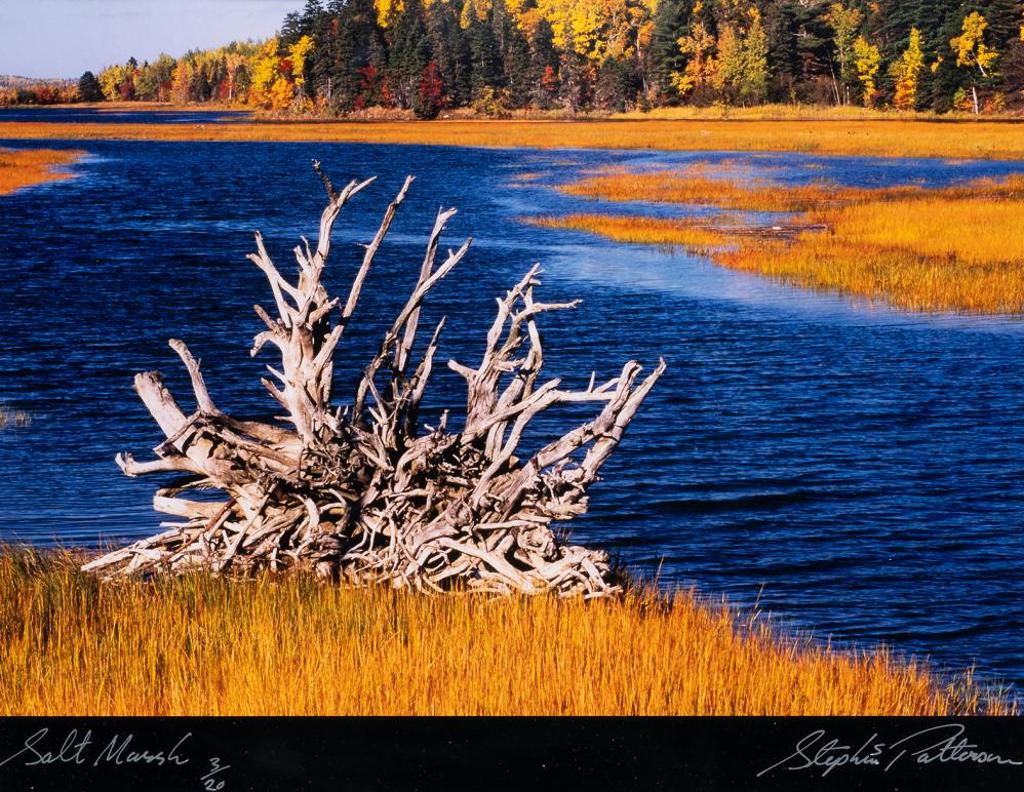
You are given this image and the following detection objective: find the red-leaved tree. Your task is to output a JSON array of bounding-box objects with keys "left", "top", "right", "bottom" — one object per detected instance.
[{"left": 415, "top": 61, "right": 445, "bottom": 119}]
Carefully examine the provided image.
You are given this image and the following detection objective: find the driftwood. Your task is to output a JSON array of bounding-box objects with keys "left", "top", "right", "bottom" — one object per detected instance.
[{"left": 84, "top": 163, "right": 665, "bottom": 596}]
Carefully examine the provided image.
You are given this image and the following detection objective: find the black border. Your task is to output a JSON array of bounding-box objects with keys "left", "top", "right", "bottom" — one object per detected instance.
[{"left": 1, "top": 716, "right": 1022, "bottom": 791}]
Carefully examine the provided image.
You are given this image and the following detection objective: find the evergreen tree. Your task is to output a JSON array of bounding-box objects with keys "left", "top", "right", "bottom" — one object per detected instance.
[
  {"left": 307, "top": 0, "right": 336, "bottom": 101},
  {"left": 490, "top": 0, "right": 514, "bottom": 65},
  {"left": 427, "top": 0, "right": 472, "bottom": 107},
  {"left": 1003, "top": 35, "right": 1024, "bottom": 99},
  {"left": 299, "top": 0, "right": 325, "bottom": 32},
  {"left": 649, "top": 0, "right": 691, "bottom": 101},
  {"left": 763, "top": 0, "right": 801, "bottom": 101},
  {"left": 595, "top": 57, "right": 639, "bottom": 111},
  {"left": 330, "top": 0, "right": 382, "bottom": 111},
  {"left": 530, "top": 17, "right": 559, "bottom": 108},
  {"left": 211, "top": 56, "right": 229, "bottom": 100},
  {"left": 78, "top": 71, "right": 103, "bottom": 102},
  {"left": 280, "top": 11, "right": 304, "bottom": 52},
  {"left": 388, "top": 0, "right": 433, "bottom": 108},
  {"left": 190, "top": 67, "right": 211, "bottom": 102},
  {"left": 977, "top": 0, "right": 1022, "bottom": 44},
  {"left": 232, "top": 62, "right": 252, "bottom": 102},
  {"left": 502, "top": 14, "right": 533, "bottom": 107},
  {"left": 559, "top": 21, "right": 593, "bottom": 112},
  {"left": 914, "top": 4, "right": 983, "bottom": 110},
  {"left": 468, "top": 6, "right": 502, "bottom": 101},
  {"left": 790, "top": 0, "right": 835, "bottom": 104}
]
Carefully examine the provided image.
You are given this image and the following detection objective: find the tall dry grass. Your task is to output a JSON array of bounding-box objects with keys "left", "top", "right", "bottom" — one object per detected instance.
[
  {"left": 561, "top": 167, "right": 858, "bottom": 211},
  {"left": 0, "top": 548, "right": 1009, "bottom": 716},
  {"left": 0, "top": 147, "right": 82, "bottom": 195},
  {"left": 542, "top": 172, "right": 1024, "bottom": 314},
  {"left": 821, "top": 196, "right": 1024, "bottom": 264},
  {"left": 562, "top": 167, "right": 1024, "bottom": 212},
  {"left": 722, "top": 245, "right": 1024, "bottom": 314},
  {"left": 3, "top": 118, "right": 1024, "bottom": 159},
  {"left": 529, "top": 213, "right": 729, "bottom": 250}
]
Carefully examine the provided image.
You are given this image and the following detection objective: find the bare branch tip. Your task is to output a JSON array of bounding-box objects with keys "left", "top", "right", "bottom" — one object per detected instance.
[{"left": 312, "top": 159, "right": 338, "bottom": 202}]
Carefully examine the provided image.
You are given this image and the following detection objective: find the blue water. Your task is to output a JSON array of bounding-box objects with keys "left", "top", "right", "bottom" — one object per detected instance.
[
  {"left": 2, "top": 138, "right": 1024, "bottom": 692},
  {"left": 0, "top": 107, "right": 250, "bottom": 124}
]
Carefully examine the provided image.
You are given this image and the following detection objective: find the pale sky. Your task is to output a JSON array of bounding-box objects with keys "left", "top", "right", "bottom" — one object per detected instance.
[{"left": 0, "top": 0, "right": 298, "bottom": 78}]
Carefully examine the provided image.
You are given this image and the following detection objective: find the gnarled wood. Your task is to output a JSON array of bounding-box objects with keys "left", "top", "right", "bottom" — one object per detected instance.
[{"left": 83, "top": 163, "right": 665, "bottom": 596}]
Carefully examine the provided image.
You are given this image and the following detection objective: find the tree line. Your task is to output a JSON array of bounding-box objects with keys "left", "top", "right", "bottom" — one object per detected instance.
[{"left": 4, "top": 1, "right": 1023, "bottom": 116}]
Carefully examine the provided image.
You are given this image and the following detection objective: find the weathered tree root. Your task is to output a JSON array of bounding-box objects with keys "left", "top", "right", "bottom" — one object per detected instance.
[{"left": 84, "top": 163, "right": 665, "bottom": 596}]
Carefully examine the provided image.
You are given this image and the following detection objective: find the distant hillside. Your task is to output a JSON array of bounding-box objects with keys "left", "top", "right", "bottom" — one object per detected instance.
[{"left": 0, "top": 75, "right": 73, "bottom": 89}]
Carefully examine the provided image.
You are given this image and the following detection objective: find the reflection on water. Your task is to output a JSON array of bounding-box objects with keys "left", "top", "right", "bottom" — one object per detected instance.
[{"left": 1, "top": 138, "right": 1023, "bottom": 690}]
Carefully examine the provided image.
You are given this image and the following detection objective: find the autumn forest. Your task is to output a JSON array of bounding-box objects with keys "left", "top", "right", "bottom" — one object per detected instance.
[{"left": 3, "top": 0, "right": 1024, "bottom": 117}]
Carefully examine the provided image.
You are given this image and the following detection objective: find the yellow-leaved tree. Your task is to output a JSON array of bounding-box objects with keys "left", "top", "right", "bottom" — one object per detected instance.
[
  {"left": 269, "top": 78, "right": 294, "bottom": 113},
  {"left": 223, "top": 50, "right": 249, "bottom": 103},
  {"left": 672, "top": 8, "right": 716, "bottom": 98},
  {"left": 892, "top": 27, "right": 924, "bottom": 111},
  {"left": 288, "top": 35, "right": 315, "bottom": 93},
  {"left": 97, "top": 66, "right": 122, "bottom": 102},
  {"left": 950, "top": 11, "right": 998, "bottom": 115},
  {"left": 529, "top": 0, "right": 651, "bottom": 62},
  {"left": 169, "top": 60, "right": 193, "bottom": 104},
  {"left": 705, "top": 5, "right": 768, "bottom": 105},
  {"left": 852, "top": 35, "right": 880, "bottom": 107},
  {"left": 248, "top": 39, "right": 281, "bottom": 109},
  {"left": 376, "top": 0, "right": 405, "bottom": 28},
  {"left": 740, "top": 7, "right": 769, "bottom": 104},
  {"left": 824, "top": 2, "right": 864, "bottom": 105}
]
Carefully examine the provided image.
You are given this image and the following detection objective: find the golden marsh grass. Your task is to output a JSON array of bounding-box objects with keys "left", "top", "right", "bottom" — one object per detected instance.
[
  {"left": 0, "top": 548, "right": 1008, "bottom": 716},
  {"left": 3, "top": 118, "right": 1024, "bottom": 159},
  {"left": 560, "top": 168, "right": 852, "bottom": 212},
  {"left": 0, "top": 147, "right": 82, "bottom": 196},
  {"left": 542, "top": 172, "right": 1024, "bottom": 314},
  {"left": 562, "top": 168, "right": 1024, "bottom": 212},
  {"left": 529, "top": 214, "right": 729, "bottom": 250}
]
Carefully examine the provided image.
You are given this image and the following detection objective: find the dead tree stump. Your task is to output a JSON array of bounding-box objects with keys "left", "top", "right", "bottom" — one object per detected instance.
[{"left": 84, "top": 163, "right": 665, "bottom": 596}]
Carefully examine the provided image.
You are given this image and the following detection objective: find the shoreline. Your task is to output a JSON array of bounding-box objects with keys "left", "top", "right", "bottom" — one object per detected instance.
[{"left": 1, "top": 117, "right": 1024, "bottom": 160}]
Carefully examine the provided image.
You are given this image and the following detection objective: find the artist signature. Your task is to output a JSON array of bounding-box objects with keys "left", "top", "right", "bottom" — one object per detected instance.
[
  {"left": 757, "top": 721, "right": 1019, "bottom": 778},
  {"left": 0, "top": 728, "right": 230, "bottom": 789},
  {"left": 758, "top": 723, "right": 1023, "bottom": 778}
]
